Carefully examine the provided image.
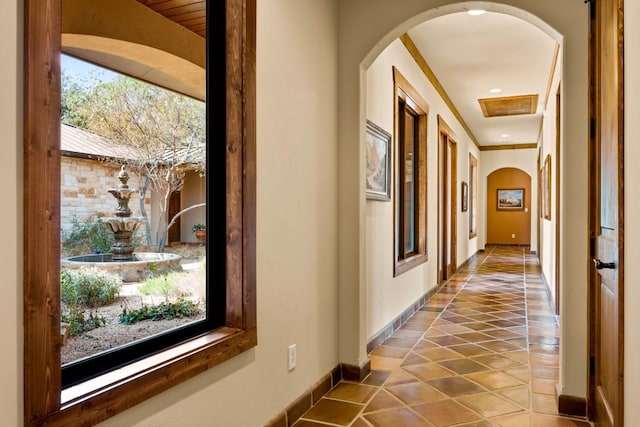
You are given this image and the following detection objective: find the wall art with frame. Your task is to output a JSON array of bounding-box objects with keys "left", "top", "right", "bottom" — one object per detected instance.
[{"left": 365, "top": 119, "right": 392, "bottom": 201}]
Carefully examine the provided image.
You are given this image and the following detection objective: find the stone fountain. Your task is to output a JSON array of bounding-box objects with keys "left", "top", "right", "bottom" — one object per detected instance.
[
  {"left": 101, "top": 165, "right": 146, "bottom": 261},
  {"left": 61, "top": 166, "right": 182, "bottom": 282}
]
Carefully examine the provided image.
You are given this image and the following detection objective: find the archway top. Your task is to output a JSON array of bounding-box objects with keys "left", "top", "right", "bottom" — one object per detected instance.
[
  {"left": 487, "top": 166, "right": 532, "bottom": 180},
  {"left": 362, "top": 1, "right": 563, "bottom": 68}
]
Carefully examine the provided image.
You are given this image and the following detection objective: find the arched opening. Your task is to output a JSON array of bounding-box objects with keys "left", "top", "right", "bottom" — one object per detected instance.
[
  {"left": 340, "top": 0, "right": 588, "bottom": 410},
  {"left": 486, "top": 168, "right": 532, "bottom": 246}
]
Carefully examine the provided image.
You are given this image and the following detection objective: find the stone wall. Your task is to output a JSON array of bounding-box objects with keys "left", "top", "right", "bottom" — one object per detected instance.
[{"left": 61, "top": 156, "right": 152, "bottom": 233}]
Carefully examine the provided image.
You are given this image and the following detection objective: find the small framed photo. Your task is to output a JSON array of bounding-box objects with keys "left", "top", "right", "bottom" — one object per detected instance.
[
  {"left": 365, "top": 120, "right": 392, "bottom": 201},
  {"left": 461, "top": 181, "right": 468, "bottom": 212},
  {"left": 497, "top": 188, "right": 524, "bottom": 210}
]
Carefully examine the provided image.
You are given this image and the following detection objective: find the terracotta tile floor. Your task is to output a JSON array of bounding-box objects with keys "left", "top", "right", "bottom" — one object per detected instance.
[{"left": 294, "top": 246, "right": 593, "bottom": 427}]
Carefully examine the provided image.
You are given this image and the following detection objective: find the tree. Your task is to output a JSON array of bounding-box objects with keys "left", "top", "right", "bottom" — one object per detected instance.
[{"left": 73, "top": 75, "right": 206, "bottom": 250}]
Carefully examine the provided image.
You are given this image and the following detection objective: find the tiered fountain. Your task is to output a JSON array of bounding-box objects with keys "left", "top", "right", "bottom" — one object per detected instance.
[{"left": 61, "top": 166, "right": 182, "bottom": 282}]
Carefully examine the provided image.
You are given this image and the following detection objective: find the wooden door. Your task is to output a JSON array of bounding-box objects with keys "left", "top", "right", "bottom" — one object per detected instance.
[
  {"left": 438, "top": 128, "right": 457, "bottom": 282},
  {"left": 168, "top": 190, "right": 181, "bottom": 243},
  {"left": 590, "top": 0, "right": 624, "bottom": 425}
]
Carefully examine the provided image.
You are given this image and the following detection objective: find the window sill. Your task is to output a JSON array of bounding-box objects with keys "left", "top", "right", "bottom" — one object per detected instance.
[{"left": 45, "top": 327, "right": 256, "bottom": 425}]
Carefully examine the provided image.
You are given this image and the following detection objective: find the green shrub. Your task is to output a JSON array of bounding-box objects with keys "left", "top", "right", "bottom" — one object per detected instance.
[
  {"left": 61, "top": 216, "right": 115, "bottom": 256},
  {"left": 62, "top": 306, "right": 105, "bottom": 337},
  {"left": 138, "top": 274, "right": 181, "bottom": 299},
  {"left": 119, "top": 298, "right": 200, "bottom": 325},
  {"left": 61, "top": 267, "right": 122, "bottom": 308}
]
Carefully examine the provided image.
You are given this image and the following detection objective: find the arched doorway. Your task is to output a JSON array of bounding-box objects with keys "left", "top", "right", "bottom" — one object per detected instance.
[
  {"left": 486, "top": 168, "right": 531, "bottom": 246},
  {"left": 340, "top": 0, "right": 588, "bottom": 415}
]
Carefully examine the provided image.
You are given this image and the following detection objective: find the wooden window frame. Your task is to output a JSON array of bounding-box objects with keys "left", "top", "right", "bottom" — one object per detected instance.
[
  {"left": 393, "top": 67, "right": 428, "bottom": 276},
  {"left": 23, "top": 0, "right": 257, "bottom": 425},
  {"left": 469, "top": 153, "right": 478, "bottom": 239}
]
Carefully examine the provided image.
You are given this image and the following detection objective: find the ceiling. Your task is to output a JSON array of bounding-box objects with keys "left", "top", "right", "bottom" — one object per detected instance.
[
  {"left": 406, "top": 11, "right": 559, "bottom": 148},
  {"left": 136, "top": 0, "right": 206, "bottom": 38}
]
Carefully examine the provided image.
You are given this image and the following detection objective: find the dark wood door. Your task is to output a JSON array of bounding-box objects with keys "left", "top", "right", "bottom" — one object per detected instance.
[
  {"left": 591, "top": 0, "right": 624, "bottom": 425},
  {"left": 168, "top": 190, "right": 181, "bottom": 243},
  {"left": 438, "top": 131, "right": 457, "bottom": 282}
]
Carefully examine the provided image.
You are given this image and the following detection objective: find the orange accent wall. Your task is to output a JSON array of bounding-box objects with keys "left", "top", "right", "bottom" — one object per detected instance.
[{"left": 487, "top": 168, "right": 531, "bottom": 245}]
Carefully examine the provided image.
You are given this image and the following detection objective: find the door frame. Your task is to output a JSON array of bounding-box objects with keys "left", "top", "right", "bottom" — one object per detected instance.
[
  {"left": 587, "top": 0, "right": 625, "bottom": 423},
  {"left": 437, "top": 116, "right": 457, "bottom": 282}
]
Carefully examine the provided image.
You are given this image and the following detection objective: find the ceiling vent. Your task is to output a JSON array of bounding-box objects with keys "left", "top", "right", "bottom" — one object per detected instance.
[{"left": 478, "top": 94, "right": 539, "bottom": 118}]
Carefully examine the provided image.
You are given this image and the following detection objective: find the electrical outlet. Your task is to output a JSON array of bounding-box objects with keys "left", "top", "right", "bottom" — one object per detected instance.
[
  {"left": 511, "top": 234, "right": 516, "bottom": 238},
  {"left": 288, "top": 344, "right": 297, "bottom": 371}
]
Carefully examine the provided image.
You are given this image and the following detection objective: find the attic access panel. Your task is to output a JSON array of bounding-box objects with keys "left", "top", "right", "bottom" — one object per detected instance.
[{"left": 478, "top": 94, "right": 539, "bottom": 117}]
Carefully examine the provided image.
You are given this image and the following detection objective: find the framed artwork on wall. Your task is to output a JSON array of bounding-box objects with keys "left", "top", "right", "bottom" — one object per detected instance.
[
  {"left": 543, "top": 154, "right": 551, "bottom": 220},
  {"left": 365, "top": 119, "right": 392, "bottom": 201},
  {"left": 497, "top": 188, "right": 525, "bottom": 210},
  {"left": 461, "top": 181, "right": 468, "bottom": 212}
]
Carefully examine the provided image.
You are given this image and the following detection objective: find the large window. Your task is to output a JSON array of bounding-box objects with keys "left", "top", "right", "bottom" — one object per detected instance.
[
  {"left": 393, "top": 67, "right": 428, "bottom": 276},
  {"left": 469, "top": 153, "right": 478, "bottom": 238},
  {"left": 24, "top": 0, "right": 256, "bottom": 425}
]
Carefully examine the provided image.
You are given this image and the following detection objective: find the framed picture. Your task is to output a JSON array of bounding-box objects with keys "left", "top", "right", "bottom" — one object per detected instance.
[
  {"left": 461, "top": 181, "right": 468, "bottom": 212},
  {"left": 543, "top": 155, "right": 551, "bottom": 220},
  {"left": 497, "top": 188, "right": 524, "bottom": 210},
  {"left": 366, "top": 119, "right": 392, "bottom": 201}
]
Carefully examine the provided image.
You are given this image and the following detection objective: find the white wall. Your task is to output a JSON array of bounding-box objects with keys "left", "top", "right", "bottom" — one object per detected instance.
[
  {"left": 365, "top": 39, "right": 479, "bottom": 339},
  {"left": 104, "top": 1, "right": 341, "bottom": 425},
  {"left": 7, "top": 0, "right": 341, "bottom": 426},
  {"left": 625, "top": 2, "right": 640, "bottom": 424},
  {"left": 179, "top": 171, "right": 206, "bottom": 243},
  {"left": 339, "top": 0, "right": 587, "bottom": 402},
  {"left": 538, "top": 53, "right": 563, "bottom": 312},
  {"left": 0, "top": 0, "right": 22, "bottom": 425},
  {"left": 478, "top": 149, "right": 538, "bottom": 251}
]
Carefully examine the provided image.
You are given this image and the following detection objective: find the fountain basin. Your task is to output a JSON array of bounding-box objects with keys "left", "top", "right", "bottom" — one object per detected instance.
[{"left": 61, "top": 252, "right": 182, "bottom": 282}]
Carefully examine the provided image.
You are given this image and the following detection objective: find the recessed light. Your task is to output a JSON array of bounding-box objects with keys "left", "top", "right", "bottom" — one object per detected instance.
[
  {"left": 468, "top": 9, "right": 487, "bottom": 16},
  {"left": 501, "top": 134, "right": 510, "bottom": 138},
  {"left": 490, "top": 88, "right": 502, "bottom": 94}
]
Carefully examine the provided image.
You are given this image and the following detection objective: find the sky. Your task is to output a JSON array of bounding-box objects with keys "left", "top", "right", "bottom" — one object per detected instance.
[{"left": 61, "top": 54, "right": 118, "bottom": 86}]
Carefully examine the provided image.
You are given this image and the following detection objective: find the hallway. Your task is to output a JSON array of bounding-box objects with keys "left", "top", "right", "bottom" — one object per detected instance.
[{"left": 293, "top": 246, "right": 591, "bottom": 427}]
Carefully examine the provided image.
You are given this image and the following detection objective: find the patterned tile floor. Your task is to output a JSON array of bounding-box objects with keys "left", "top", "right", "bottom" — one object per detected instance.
[{"left": 293, "top": 246, "right": 593, "bottom": 427}]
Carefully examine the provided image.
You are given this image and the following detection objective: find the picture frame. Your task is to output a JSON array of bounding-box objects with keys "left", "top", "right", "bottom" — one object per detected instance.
[
  {"left": 366, "top": 119, "right": 392, "bottom": 201},
  {"left": 543, "top": 155, "right": 551, "bottom": 220},
  {"left": 461, "top": 181, "right": 468, "bottom": 212},
  {"left": 497, "top": 188, "right": 525, "bottom": 210}
]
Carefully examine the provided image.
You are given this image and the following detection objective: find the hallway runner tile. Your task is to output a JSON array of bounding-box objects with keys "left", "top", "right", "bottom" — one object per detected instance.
[{"left": 293, "top": 246, "right": 592, "bottom": 427}]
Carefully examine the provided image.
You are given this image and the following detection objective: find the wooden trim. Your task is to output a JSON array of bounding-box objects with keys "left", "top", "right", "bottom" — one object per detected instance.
[
  {"left": 399, "top": 33, "right": 480, "bottom": 149},
  {"left": 479, "top": 143, "right": 538, "bottom": 151},
  {"left": 438, "top": 116, "right": 457, "bottom": 280},
  {"left": 24, "top": 1, "right": 63, "bottom": 422},
  {"left": 478, "top": 94, "right": 538, "bottom": 117},
  {"left": 557, "top": 394, "right": 587, "bottom": 418},
  {"left": 264, "top": 366, "right": 342, "bottom": 427},
  {"left": 468, "top": 153, "right": 478, "bottom": 239},
  {"left": 555, "top": 87, "right": 561, "bottom": 315},
  {"left": 24, "top": 0, "right": 257, "bottom": 425},
  {"left": 393, "top": 67, "right": 429, "bottom": 277},
  {"left": 537, "top": 43, "right": 561, "bottom": 143}
]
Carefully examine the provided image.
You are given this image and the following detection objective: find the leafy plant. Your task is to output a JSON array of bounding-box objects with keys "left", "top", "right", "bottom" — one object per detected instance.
[
  {"left": 61, "top": 216, "right": 115, "bottom": 256},
  {"left": 119, "top": 298, "right": 200, "bottom": 325},
  {"left": 191, "top": 223, "right": 206, "bottom": 233},
  {"left": 138, "top": 274, "right": 182, "bottom": 300},
  {"left": 60, "top": 267, "right": 118, "bottom": 337},
  {"left": 61, "top": 267, "right": 122, "bottom": 308}
]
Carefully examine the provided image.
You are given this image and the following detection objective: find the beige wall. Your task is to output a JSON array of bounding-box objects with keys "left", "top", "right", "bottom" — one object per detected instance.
[
  {"left": 486, "top": 168, "right": 532, "bottom": 245},
  {"left": 11, "top": 0, "right": 640, "bottom": 425},
  {"left": 365, "top": 38, "right": 479, "bottom": 339},
  {"left": 179, "top": 171, "right": 206, "bottom": 244},
  {"left": 7, "top": 0, "right": 340, "bottom": 426},
  {"left": 479, "top": 148, "right": 538, "bottom": 249},
  {"left": 625, "top": 1, "right": 640, "bottom": 424},
  {"left": 339, "top": 0, "right": 587, "bottom": 402},
  {"left": 0, "top": 0, "right": 21, "bottom": 424}
]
